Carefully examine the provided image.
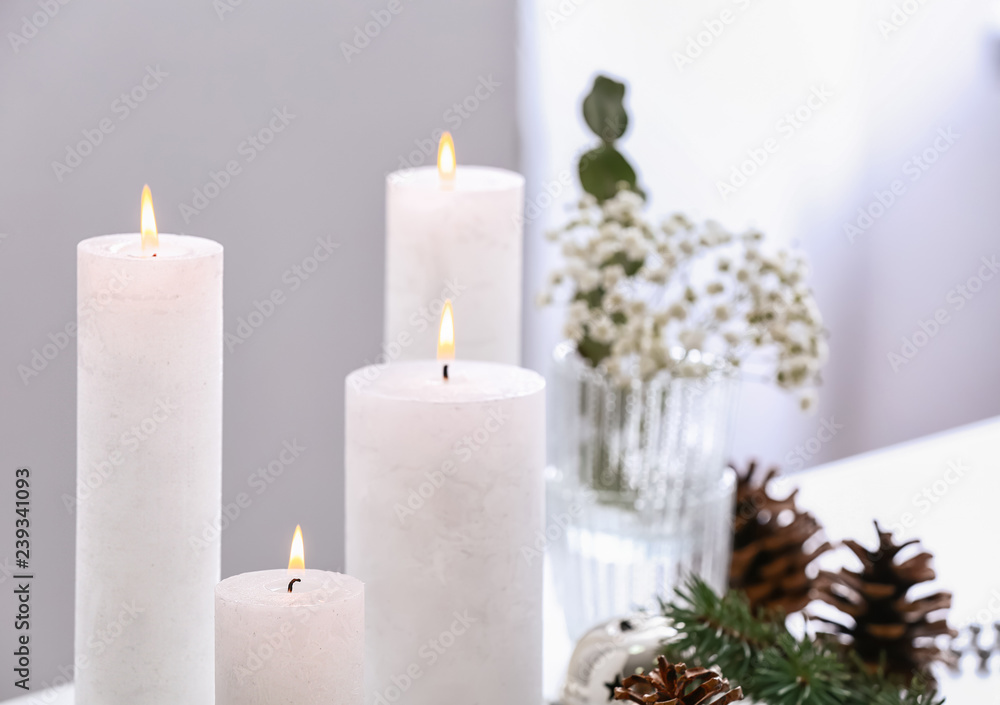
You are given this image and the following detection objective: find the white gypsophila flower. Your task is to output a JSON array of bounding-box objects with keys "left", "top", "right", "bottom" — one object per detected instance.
[
  {"left": 535, "top": 291, "right": 553, "bottom": 308},
  {"left": 577, "top": 268, "right": 601, "bottom": 292},
  {"left": 667, "top": 302, "right": 687, "bottom": 320},
  {"left": 599, "top": 219, "right": 623, "bottom": 239},
  {"left": 590, "top": 315, "right": 616, "bottom": 344},
  {"left": 645, "top": 267, "right": 669, "bottom": 285},
  {"left": 595, "top": 239, "right": 620, "bottom": 263},
  {"left": 621, "top": 228, "right": 646, "bottom": 261},
  {"left": 562, "top": 241, "right": 581, "bottom": 258},
  {"left": 537, "top": 188, "right": 826, "bottom": 399},
  {"left": 626, "top": 300, "right": 647, "bottom": 318},
  {"left": 603, "top": 289, "right": 627, "bottom": 313},
  {"left": 602, "top": 264, "right": 625, "bottom": 289},
  {"left": 567, "top": 300, "right": 590, "bottom": 325},
  {"left": 611, "top": 335, "right": 634, "bottom": 357},
  {"left": 618, "top": 190, "right": 644, "bottom": 210},
  {"left": 563, "top": 319, "right": 584, "bottom": 342},
  {"left": 564, "top": 264, "right": 585, "bottom": 287},
  {"left": 678, "top": 328, "right": 705, "bottom": 350},
  {"left": 602, "top": 195, "right": 630, "bottom": 220}
]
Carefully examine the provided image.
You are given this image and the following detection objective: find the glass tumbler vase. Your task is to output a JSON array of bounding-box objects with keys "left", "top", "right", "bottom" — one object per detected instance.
[{"left": 546, "top": 344, "right": 739, "bottom": 639}]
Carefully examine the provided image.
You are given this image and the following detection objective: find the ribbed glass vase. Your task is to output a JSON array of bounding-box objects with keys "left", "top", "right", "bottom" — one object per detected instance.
[{"left": 546, "top": 344, "right": 739, "bottom": 639}]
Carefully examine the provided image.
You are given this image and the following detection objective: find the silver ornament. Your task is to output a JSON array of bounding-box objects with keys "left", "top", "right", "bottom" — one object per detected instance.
[{"left": 561, "top": 613, "right": 676, "bottom": 705}]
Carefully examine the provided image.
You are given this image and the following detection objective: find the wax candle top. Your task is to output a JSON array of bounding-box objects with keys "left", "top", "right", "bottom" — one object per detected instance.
[
  {"left": 217, "top": 569, "right": 363, "bottom": 608},
  {"left": 347, "top": 360, "right": 544, "bottom": 403},
  {"left": 387, "top": 165, "right": 523, "bottom": 192},
  {"left": 79, "top": 233, "right": 223, "bottom": 260}
]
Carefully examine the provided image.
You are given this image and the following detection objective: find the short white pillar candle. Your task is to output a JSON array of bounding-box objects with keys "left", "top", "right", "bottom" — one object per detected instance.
[{"left": 215, "top": 527, "right": 364, "bottom": 705}]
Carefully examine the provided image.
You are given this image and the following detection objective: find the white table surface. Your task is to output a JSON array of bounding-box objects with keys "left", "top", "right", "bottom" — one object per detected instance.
[
  {"left": 6, "top": 417, "right": 998, "bottom": 705},
  {"left": 796, "top": 415, "right": 1000, "bottom": 702}
]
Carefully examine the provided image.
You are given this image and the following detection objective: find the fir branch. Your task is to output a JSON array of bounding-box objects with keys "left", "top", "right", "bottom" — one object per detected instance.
[{"left": 660, "top": 577, "right": 945, "bottom": 705}]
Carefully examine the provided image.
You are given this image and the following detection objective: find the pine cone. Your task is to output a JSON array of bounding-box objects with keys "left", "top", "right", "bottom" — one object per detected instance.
[
  {"left": 614, "top": 655, "right": 743, "bottom": 704},
  {"left": 729, "top": 461, "right": 831, "bottom": 615},
  {"left": 814, "top": 521, "right": 956, "bottom": 681}
]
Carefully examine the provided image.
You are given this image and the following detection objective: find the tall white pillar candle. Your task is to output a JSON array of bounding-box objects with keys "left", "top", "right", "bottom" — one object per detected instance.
[
  {"left": 215, "top": 568, "right": 364, "bottom": 705},
  {"left": 76, "top": 227, "right": 222, "bottom": 704},
  {"left": 384, "top": 135, "right": 525, "bottom": 364},
  {"left": 346, "top": 360, "right": 545, "bottom": 705}
]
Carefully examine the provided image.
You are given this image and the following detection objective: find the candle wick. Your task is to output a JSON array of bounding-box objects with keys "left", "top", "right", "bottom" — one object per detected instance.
[
  {"left": 287, "top": 578, "right": 301, "bottom": 593},
  {"left": 443, "top": 364, "right": 449, "bottom": 381}
]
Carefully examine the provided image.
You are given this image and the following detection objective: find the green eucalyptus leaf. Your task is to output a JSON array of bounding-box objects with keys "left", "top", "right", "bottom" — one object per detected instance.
[
  {"left": 578, "top": 144, "right": 638, "bottom": 202},
  {"left": 582, "top": 75, "right": 628, "bottom": 142}
]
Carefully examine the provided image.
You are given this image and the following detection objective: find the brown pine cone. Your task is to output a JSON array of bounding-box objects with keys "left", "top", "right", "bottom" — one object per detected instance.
[
  {"left": 614, "top": 655, "right": 743, "bottom": 704},
  {"left": 814, "top": 521, "right": 956, "bottom": 681},
  {"left": 730, "top": 460, "right": 831, "bottom": 615}
]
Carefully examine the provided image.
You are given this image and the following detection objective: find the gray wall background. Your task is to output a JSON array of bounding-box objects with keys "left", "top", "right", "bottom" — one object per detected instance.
[
  {"left": 4, "top": 0, "right": 1000, "bottom": 699},
  {"left": 0, "top": 0, "right": 518, "bottom": 697}
]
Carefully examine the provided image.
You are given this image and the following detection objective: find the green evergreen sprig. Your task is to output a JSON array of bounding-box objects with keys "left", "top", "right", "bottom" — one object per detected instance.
[{"left": 660, "top": 578, "right": 944, "bottom": 705}]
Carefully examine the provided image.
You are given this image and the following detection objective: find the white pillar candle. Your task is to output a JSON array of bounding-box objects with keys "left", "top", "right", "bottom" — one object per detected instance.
[
  {"left": 345, "top": 356, "right": 545, "bottom": 705},
  {"left": 215, "top": 528, "right": 364, "bottom": 705},
  {"left": 76, "top": 189, "right": 222, "bottom": 704},
  {"left": 384, "top": 133, "right": 525, "bottom": 364}
]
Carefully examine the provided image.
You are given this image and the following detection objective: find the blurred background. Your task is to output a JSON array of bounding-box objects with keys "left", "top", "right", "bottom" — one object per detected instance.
[{"left": 1, "top": 0, "right": 999, "bottom": 699}]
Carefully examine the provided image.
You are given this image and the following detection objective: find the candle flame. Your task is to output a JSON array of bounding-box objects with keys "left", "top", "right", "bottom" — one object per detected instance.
[
  {"left": 140, "top": 185, "right": 158, "bottom": 254},
  {"left": 437, "top": 300, "right": 455, "bottom": 361},
  {"left": 437, "top": 132, "right": 456, "bottom": 180},
  {"left": 288, "top": 525, "right": 305, "bottom": 571}
]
